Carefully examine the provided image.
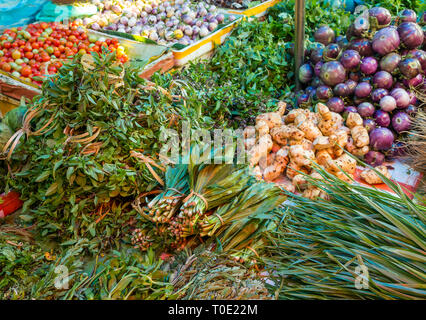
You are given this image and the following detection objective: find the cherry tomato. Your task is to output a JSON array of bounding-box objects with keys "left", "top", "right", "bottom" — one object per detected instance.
[
  {"left": 20, "top": 66, "right": 31, "bottom": 77},
  {"left": 2, "top": 62, "right": 11, "bottom": 72}
]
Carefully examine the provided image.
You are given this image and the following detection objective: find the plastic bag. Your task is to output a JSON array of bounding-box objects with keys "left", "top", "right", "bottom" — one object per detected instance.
[
  {"left": 0, "top": 0, "right": 47, "bottom": 31},
  {"left": 0, "top": 105, "right": 27, "bottom": 150},
  {"left": 36, "top": 1, "right": 98, "bottom": 23}
]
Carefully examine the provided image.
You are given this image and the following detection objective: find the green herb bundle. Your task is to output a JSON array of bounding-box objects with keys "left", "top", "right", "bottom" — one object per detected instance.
[
  {"left": 145, "top": 164, "right": 190, "bottom": 223},
  {"left": 200, "top": 182, "right": 286, "bottom": 237}
]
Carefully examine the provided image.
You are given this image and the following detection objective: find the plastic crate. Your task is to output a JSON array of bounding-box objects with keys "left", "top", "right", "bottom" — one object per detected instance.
[{"left": 225, "top": 0, "right": 281, "bottom": 18}]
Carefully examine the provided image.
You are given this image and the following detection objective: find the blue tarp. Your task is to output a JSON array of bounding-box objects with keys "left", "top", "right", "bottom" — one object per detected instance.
[{"left": 0, "top": 0, "right": 47, "bottom": 31}]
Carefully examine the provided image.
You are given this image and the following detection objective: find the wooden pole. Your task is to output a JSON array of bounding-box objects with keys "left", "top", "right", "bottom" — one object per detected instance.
[{"left": 295, "top": 0, "right": 305, "bottom": 92}]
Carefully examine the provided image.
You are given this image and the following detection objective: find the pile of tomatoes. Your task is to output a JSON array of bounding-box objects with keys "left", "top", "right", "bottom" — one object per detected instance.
[{"left": 0, "top": 21, "right": 128, "bottom": 86}]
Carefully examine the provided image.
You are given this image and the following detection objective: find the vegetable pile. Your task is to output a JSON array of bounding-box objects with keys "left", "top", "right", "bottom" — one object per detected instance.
[
  {"left": 82, "top": 0, "right": 237, "bottom": 46},
  {"left": 131, "top": 147, "right": 286, "bottom": 252},
  {"left": 1, "top": 51, "right": 179, "bottom": 240},
  {"left": 202, "top": 0, "right": 268, "bottom": 10},
  {"left": 298, "top": 6, "right": 425, "bottom": 164},
  {"left": 264, "top": 165, "right": 426, "bottom": 300},
  {"left": 244, "top": 101, "right": 391, "bottom": 198},
  {"left": 0, "top": 21, "right": 128, "bottom": 86}
]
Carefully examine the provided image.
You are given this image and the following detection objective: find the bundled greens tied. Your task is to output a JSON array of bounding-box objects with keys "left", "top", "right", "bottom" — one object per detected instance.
[{"left": 131, "top": 146, "right": 286, "bottom": 252}]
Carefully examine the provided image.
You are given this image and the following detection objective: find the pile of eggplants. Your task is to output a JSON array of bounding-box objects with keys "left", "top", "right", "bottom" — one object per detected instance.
[
  {"left": 78, "top": 0, "right": 236, "bottom": 47},
  {"left": 298, "top": 7, "right": 425, "bottom": 165}
]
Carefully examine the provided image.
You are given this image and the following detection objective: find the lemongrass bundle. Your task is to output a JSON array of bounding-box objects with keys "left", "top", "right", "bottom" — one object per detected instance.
[
  {"left": 199, "top": 182, "right": 286, "bottom": 237},
  {"left": 178, "top": 166, "right": 253, "bottom": 237},
  {"left": 264, "top": 166, "right": 426, "bottom": 300},
  {"left": 146, "top": 164, "right": 189, "bottom": 223}
]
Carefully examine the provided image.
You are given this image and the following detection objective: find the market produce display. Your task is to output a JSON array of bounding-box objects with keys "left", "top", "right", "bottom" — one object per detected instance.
[
  {"left": 244, "top": 101, "right": 391, "bottom": 197},
  {"left": 203, "top": 0, "right": 268, "bottom": 10},
  {"left": 1, "top": 51, "right": 175, "bottom": 239},
  {"left": 265, "top": 166, "right": 426, "bottom": 299},
  {"left": 81, "top": 0, "right": 237, "bottom": 46},
  {"left": 0, "top": 0, "right": 425, "bottom": 302},
  {"left": 0, "top": 21, "right": 128, "bottom": 86},
  {"left": 131, "top": 147, "right": 286, "bottom": 252},
  {"left": 298, "top": 6, "right": 425, "bottom": 164}
]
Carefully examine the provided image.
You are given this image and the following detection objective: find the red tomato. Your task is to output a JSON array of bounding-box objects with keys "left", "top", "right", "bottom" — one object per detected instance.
[
  {"left": 2, "top": 62, "right": 11, "bottom": 72},
  {"left": 20, "top": 66, "right": 32, "bottom": 77},
  {"left": 3, "top": 42, "right": 11, "bottom": 49},
  {"left": 25, "top": 52, "right": 34, "bottom": 59},
  {"left": 11, "top": 50, "right": 21, "bottom": 60},
  {"left": 31, "top": 42, "right": 39, "bottom": 49},
  {"left": 40, "top": 22, "right": 48, "bottom": 30}
]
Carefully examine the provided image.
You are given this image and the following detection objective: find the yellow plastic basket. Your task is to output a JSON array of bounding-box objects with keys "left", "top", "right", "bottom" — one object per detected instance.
[
  {"left": 227, "top": 0, "right": 281, "bottom": 18},
  {"left": 172, "top": 15, "right": 243, "bottom": 66}
]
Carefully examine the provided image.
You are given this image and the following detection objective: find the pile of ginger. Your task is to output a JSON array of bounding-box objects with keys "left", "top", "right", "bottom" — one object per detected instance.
[{"left": 244, "top": 102, "right": 377, "bottom": 199}]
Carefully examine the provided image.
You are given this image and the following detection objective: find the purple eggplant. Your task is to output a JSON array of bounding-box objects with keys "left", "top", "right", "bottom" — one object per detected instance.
[
  {"left": 392, "top": 111, "right": 411, "bottom": 133},
  {"left": 310, "top": 48, "right": 324, "bottom": 64},
  {"left": 345, "top": 79, "right": 357, "bottom": 95},
  {"left": 369, "top": 7, "right": 392, "bottom": 26},
  {"left": 316, "top": 85, "right": 334, "bottom": 101},
  {"left": 372, "top": 26, "right": 400, "bottom": 56},
  {"left": 397, "top": 22, "right": 424, "bottom": 49},
  {"left": 355, "top": 81, "right": 372, "bottom": 98},
  {"left": 373, "top": 71, "right": 393, "bottom": 89},
  {"left": 379, "top": 95, "right": 397, "bottom": 112},
  {"left": 365, "top": 150, "right": 385, "bottom": 166},
  {"left": 334, "top": 83, "right": 350, "bottom": 97},
  {"left": 399, "top": 9, "right": 417, "bottom": 24},
  {"left": 299, "top": 63, "right": 314, "bottom": 83},
  {"left": 323, "top": 43, "right": 341, "bottom": 60},
  {"left": 363, "top": 119, "right": 377, "bottom": 133},
  {"left": 408, "top": 49, "right": 426, "bottom": 71},
  {"left": 379, "top": 52, "right": 401, "bottom": 73},
  {"left": 360, "top": 56, "right": 378, "bottom": 75},
  {"left": 371, "top": 88, "right": 389, "bottom": 102},
  {"left": 357, "top": 102, "right": 375, "bottom": 117},
  {"left": 327, "top": 97, "right": 345, "bottom": 112},
  {"left": 350, "top": 38, "right": 373, "bottom": 56},
  {"left": 340, "top": 49, "right": 361, "bottom": 69},
  {"left": 319, "top": 61, "right": 347, "bottom": 86},
  {"left": 314, "top": 26, "right": 335, "bottom": 45},
  {"left": 390, "top": 88, "right": 410, "bottom": 109},
  {"left": 403, "top": 73, "right": 423, "bottom": 87},
  {"left": 374, "top": 110, "right": 391, "bottom": 127},
  {"left": 370, "top": 127, "right": 394, "bottom": 151},
  {"left": 314, "top": 61, "right": 324, "bottom": 77},
  {"left": 398, "top": 58, "right": 422, "bottom": 79}
]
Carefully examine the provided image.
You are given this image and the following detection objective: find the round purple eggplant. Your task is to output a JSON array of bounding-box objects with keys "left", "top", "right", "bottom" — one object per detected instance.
[
  {"left": 340, "top": 49, "right": 361, "bottom": 69},
  {"left": 373, "top": 71, "right": 393, "bottom": 89},
  {"left": 320, "top": 61, "right": 347, "bottom": 86}
]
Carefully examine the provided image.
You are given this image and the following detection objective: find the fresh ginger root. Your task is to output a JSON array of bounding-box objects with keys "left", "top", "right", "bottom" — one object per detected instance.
[
  {"left": 271, "top": 125, "right": 305, "bottom": 144},
  {"left": 245, "top": 101, "right": 372, "bottom": 198},
  {"left": 360, "top": 165, "right": 391, "bottom": 184},
  {"left": 351, "top": 125, "right": 369, "bottom": 147},
  {"left": 256, "top": 111, "right": 282, "bottom": 129}
]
